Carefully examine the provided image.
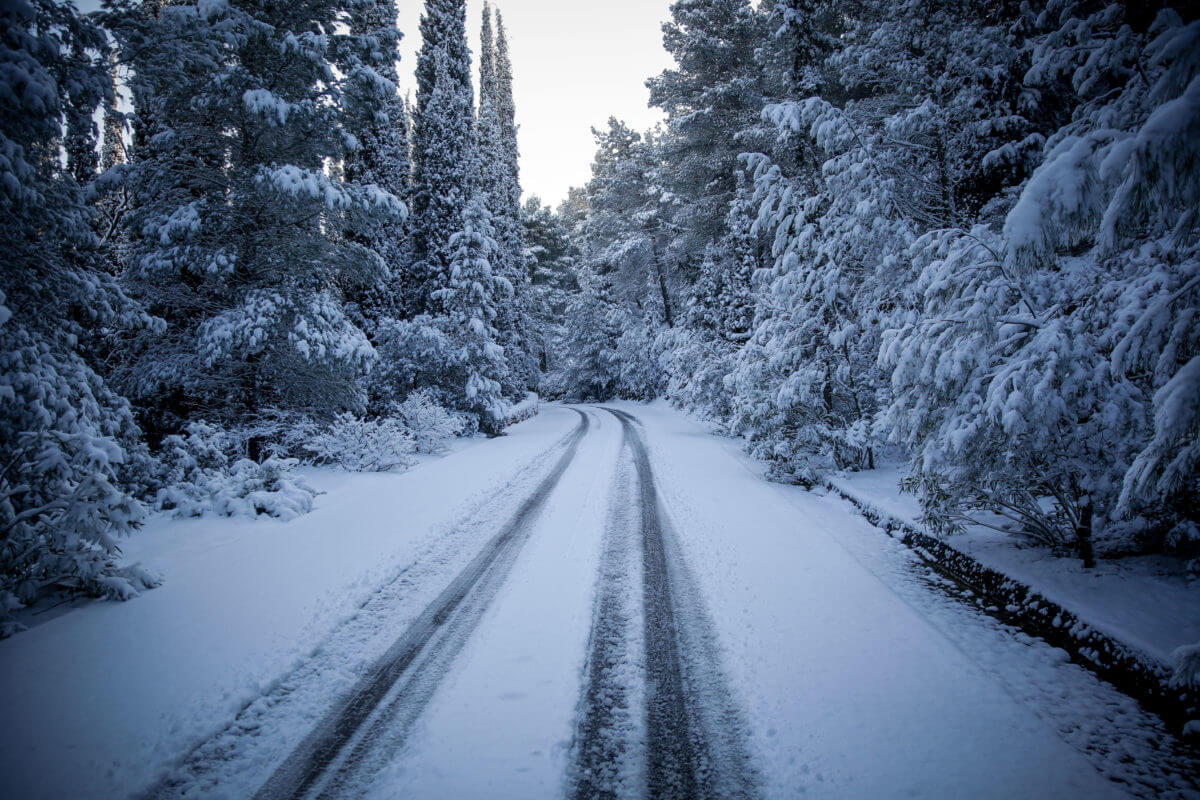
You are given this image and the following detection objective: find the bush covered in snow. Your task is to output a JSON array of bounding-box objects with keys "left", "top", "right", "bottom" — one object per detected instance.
[
  {"left": 365, "top": 316, "right": 461, "bottom": 411},
  {"left": 294, "top": 413, "right": 417, "bottom": 472},
  {"left": 151, "top": 422, "right": 315, "bottom": 520},
  {"left": 504, "top": 392, "right": 541, "bottom": 426},
  {"left": 391, "top": 390, "right": 465, "bottom": 454}
]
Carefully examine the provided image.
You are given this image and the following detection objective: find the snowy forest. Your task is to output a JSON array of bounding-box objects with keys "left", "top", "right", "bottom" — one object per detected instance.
[
  {"left": 3, "top": 0, "right": 1200, "bottom": 796},
  {"left": 3, "top": 0, "right": 1199, "bottom": 631},
  {"left": 553, "top": 0, "right": 1200, "bottom": 568}
]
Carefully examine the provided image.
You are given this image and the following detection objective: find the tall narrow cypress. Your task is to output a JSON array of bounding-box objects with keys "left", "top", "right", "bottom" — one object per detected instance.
[
  {"left": 409, "top": 0, "right": 476, "bottom": 317},
  {"left": 342, "top": 0, "right": 411, "bottom": 330}
]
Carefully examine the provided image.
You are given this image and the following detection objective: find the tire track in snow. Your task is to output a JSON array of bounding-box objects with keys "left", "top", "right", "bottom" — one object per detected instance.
[
  {"left": 140, "top": 409, "right": 590, "bottom": 800},
  {"left": 574, "top": 407, "right": 756, "bottom": 800},
  {"left": 570, "top": 429, "right": 645, "bottom": 800},
  {"left": 251, "top": 408, "right": 591, "bottom": 800}
]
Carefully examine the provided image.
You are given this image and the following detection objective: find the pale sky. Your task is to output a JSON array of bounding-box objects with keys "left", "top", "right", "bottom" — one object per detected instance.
[
  {"left": 396, "top": 1, "right": 676, "bottom": 206},
  {"left": 83, "top": 0, "right": 676, "bottom": 206}
]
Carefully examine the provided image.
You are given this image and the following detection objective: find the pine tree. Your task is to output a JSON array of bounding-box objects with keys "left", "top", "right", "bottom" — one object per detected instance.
[
  {"left": 880, "top": 2, "right": 1200, "bottom": 563},
  {"left": 409, "top": 0, "right": 476, "bottom": 317},
  {"left": 434, "top": 199, "right": 511, "bottom": 432},
  {"left": 648, "top": 0, "right": 769, "bottom": 267},
  {"left": 523, "top": 196, "right": 578, "bottom": 374},
  {"left": 486, "top": 10, "right": 538, "bottom": 393},
  {"left": 109, "top": 0, "right": 401, "bottom": 438},
  {"left": 476, "top": 2, "right": 501, "bottom": 212},
  {"left": 493, "top": 11, "right": 525, "bottom": 282},
  {"left": 557, "top": 270, "right": 623, "bottom": 402},
  {"left": 342, "top": 0, "right": 412, "bottom": 332},
  {"left": 581, "top": 119, "right": 676, "bottom": 327},
  {"left": 1, "top": 0, "right": 155, "bottom": 632}
]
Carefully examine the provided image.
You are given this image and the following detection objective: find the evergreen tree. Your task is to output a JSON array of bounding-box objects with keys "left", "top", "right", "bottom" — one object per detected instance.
[
  {"left": 557, "top": 269, "right": 623, "bottom": 402},
  {"left": 108, "top": 0, "right": 401, "bottom": 438},
  {"left": 434, "top": 199, "right": 510, "bottom": 432},
  {"left": 581, "top": 119, "right": 676, "bottom": 328},
  {"left": 523, "top": 196, "right": 578, "bottom": 374},
  {"left": 883, "top": 4, "right": 1200, "bottom": 562},
  {"left": 341, "top": 0, "right": 412, "bottom": 332},
  {"left": 648, "top": 0, "right": 770, "bottom": 270},
  {"left": 409, "top": 0, "right": 476, "bottom": 317},
  {"left": 1, "top": 0, "right": 155, "bottom": 631},
  {"left": 476, "top": 2, "right": 501, "bottom": 214},
  {"left": 486, "top": 10, "right": 538, "bottom": 393},
  {"left": 494, "top": 11, "right": 524, "bottom": 278}
]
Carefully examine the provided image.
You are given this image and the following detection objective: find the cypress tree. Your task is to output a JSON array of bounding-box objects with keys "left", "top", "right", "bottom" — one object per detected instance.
[
  {"left": 491, "top": 12, "right": 539, "bottom": 391},
  {"left": 342, "top": 0, "right": 412, "bottom": 331},
  {"left": 409, "top": 0, "right": 476, "bottom": 317}
]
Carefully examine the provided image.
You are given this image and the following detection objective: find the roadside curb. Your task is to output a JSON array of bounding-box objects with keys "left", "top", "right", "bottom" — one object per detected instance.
[{"left": 822, "top": 479, "right": 1198, "bottom": 741}]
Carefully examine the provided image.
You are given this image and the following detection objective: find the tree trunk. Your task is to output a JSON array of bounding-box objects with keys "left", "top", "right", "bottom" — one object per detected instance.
[
  {"left": 1076, "top": 496, "right": 1096, "bottom": 569},
  {"left": 650, "top": 237, "right": 674, "bottom": 327}
]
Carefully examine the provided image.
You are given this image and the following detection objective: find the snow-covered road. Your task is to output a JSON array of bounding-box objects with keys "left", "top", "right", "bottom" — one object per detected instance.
[{"left": 1, "top": 404, "right": 1195, "bottom": 799}]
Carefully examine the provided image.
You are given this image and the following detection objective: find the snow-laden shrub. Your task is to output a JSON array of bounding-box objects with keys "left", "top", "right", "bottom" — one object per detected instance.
[
  {"left": 391, "top": 390, "right": 465, "bottom": 454},
  {"left": 151, "top": 422, "right": 315, "bottom": 520},
  {"left": 504, "top": 392, "right": 540, "bottom": 426},
  {"left": 298, "top": 413, "right": 416, "bottom": 472},
  {"left": 0, "top": 1, "right": 160, "bottom": 635},
  {"left": 1172, "top": 643, "right": 1200, "bottom": 690},
  {"left": 1, "top": 325, "right": 153, "bottom": 636},
  {"left": 616, "top": 319, "right": 667, "bottom": 401},
  {"left": 658, "top": 326, "right": 737, "bottom": 423}
]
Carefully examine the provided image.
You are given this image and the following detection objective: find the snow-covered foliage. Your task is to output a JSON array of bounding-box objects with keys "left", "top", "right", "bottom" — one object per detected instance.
[
  {"left": 435, "top": 198, "right": 511, "bottom": 432},
  {"left": 340, "top": 0, "right": 412, "bottom": 336},
  {"left": 408, "top": 0, "right": 476, "bottom": 317},
  {"left": 151, "top": 422, "right": 315, "bottom": 519},
  {"left": 293, "top": 414, "right": 416, "bottom": 473},
  {"left": 0, "top": 0, "right": 155, "bottom": 632},
  {"left": 504, "top": 392, "right": 540, "bottom": 425},
  {"left": 476, "top": 6, "right": 536, "bottom": 395},
  {"left": 364, "top": 315, "right": 460, "bottom": 410},
  {"left": 881, "top": 6, "right": 1200, "bottom": 561},
  {"left": 1, "top": 0, "right": 542, "bottom": 631},
  {"left": 391, "top": 389, "right": 465, "bottom": 454},
  {"left": 556, "top": 271, "right": 624, "bottom": 402},
  {"left": 522, "top": 196, "right": 579, "bottom": 380},
  {"left": 561, "top": 0, "right": 1199, "bottom": 564},
  {"left": 106, "top": 0, "right": 399, "bottom": 437},
  {"left": 1173, "top": 642, "right": 1200, "bottom": 690}
]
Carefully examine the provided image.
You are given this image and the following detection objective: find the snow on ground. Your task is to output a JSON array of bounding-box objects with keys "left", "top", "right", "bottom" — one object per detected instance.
[
  {"left": 1, "top": 400, "right": 1194, "bottom": 800},
  {"left": 612, "top": 400, "right": 1192, "bottom": 799},
  {"left": 0, "top": 407, "right": 579, "bottom": 800},
  {"left": 828, "top": 463, "right": 1200, "bottom": 664},
  {"left": 364, "top": 408, "right": 624, "bottom": 799}
]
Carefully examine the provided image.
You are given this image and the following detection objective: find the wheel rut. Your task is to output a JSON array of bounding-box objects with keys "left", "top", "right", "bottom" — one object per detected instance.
[
  {"left": 251, "top": 408, "right": 591, "bottom": 800},
  {"left": 571, "top": 407, "right": 757, "bottom": 800}
]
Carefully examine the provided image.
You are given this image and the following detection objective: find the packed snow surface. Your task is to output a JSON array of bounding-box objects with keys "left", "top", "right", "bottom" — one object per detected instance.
[
  {"left": 610, "top": 401, "right": 1147, "bottom": 799},
  {"left": 0, "top": 408, "right": 581, "bottom": 800},
  {"left": 1, "top": 402, "right": 1193, "bottom": 799}
]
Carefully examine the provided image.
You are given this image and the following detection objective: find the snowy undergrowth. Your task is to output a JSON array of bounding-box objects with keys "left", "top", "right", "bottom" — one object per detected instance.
[
  {"left": 390, "top": 389, "right": 467, "bottom": 454},
  {"left": 290, "top": 414, "right": 418, "bottom": 473},
  {"left": 149, "top": 391, "right": 469, "bottom": 524},
  {"left": 151, "top": 422, "right": 315, "bottom": 521}
]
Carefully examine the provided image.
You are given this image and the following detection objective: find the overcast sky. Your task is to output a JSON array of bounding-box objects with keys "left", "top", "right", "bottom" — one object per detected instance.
[{"left": 396, "top": 0, "right": 675, "bottom": 206}]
